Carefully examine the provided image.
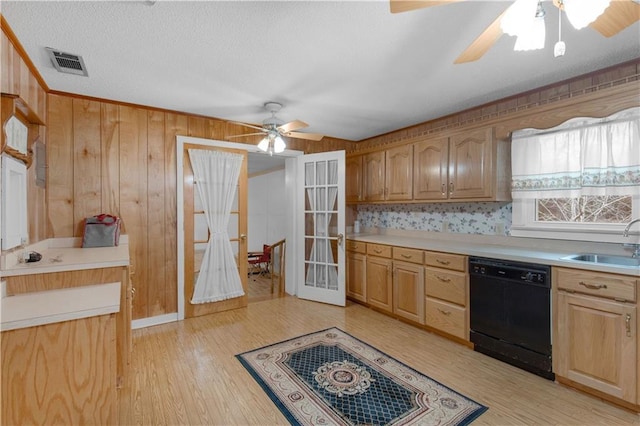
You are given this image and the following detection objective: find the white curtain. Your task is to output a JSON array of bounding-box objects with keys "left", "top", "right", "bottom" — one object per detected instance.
[
  {"left": 188, "top": 149, "right": 245, "bottom": 304},
  {"left": 511, "top": 107, "right": 640, "bottom": 199},
  {"left": 304, "top": 161, "right": 339, "bottom": 290}
]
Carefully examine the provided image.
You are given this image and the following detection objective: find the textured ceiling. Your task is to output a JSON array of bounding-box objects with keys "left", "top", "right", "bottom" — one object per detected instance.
[{"left": 2, "top": 1, "right": 639, "bottom": 141}]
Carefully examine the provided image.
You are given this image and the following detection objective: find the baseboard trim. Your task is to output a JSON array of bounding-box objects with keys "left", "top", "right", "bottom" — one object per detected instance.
[{"left": 132, "top": 313, "right": 178, "bottom": 329}]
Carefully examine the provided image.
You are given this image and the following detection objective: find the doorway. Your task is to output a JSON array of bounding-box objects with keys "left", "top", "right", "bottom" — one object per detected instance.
[{"left": 176, "top": 136, "right": 302, "bottom": 320}]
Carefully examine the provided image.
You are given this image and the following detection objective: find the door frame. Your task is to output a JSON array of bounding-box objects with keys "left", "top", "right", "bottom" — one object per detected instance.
[{"left": 176, "top": 136, "right": 302, "bottom": 320}]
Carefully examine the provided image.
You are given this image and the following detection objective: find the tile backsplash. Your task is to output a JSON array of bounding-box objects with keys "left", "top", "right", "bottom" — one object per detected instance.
[{"left": 356, "top": 202, "right": 512, "bottom": 235}]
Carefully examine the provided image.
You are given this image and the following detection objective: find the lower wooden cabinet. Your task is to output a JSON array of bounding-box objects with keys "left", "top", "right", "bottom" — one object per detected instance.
[
  {"left": 553, "top": 267, "right": 638, "bottom": 407},
  {"left": 366, "top": 255, "right": 393, "bottom": 313},
  {"left": 347, "top": 251, "right": 367, "bottom": 303},
  {"left": 555, "top": 291, "right": 637, "bottom": 404},
  {"left": 393, "top": 261, "right": 424, "bottom": 324},
  {"left": 425, "top": 297, "right": 467, "bottom": 340}
]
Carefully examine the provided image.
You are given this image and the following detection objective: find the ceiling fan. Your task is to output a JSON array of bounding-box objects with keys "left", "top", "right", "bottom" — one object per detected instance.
[
  {"left": 390, "top": 0, "right": 640, "bottom": 63},
  {"left": 228, "top": 102, "right": 324, "bottom": 155}
]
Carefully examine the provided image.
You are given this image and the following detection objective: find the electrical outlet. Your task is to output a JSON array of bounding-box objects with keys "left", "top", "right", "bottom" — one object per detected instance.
[
  {"left": 441, "top": 220, "right": 449, "bottom": 232},
  {"left": 495, "top": 222, "right": 505, "bottom": 235}
]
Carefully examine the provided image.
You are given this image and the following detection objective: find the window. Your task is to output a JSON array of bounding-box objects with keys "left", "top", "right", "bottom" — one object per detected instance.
[{"left": 510, "top": 107, "right": 639, "bottom": 244}]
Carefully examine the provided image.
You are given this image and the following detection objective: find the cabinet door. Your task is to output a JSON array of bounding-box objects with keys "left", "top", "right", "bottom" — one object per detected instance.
[
  {"left": 385, "top": 145, "right": 413, "bottom": 201},
  {"left": 414, "top": 137, "right": 449, "bottom": 200},
  {"left": 347, "top": 251, "right": 367, "bottom": 303},
  {"left": 363, "top": 151, "right": 385, "bottom": 201},
  {"left": 346, "top": 155, "right": 363, "bottom": 203},
  {"left": 393, "top": 261, "right": 425, "bottom": 324},
  {"left": 366, "top": 256, "right": 393, "bottom": 313},
  {"left": 555, "top": 292, "right": 636, "bottom": 403},
  {"left": 448, "top": 128, "right": 494, "bottom": 199}
]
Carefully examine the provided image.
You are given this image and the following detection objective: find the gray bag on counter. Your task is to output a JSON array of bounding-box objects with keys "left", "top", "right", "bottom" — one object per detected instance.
[{"left": 81, "top": 214, "right": 121, "bottom": 248}]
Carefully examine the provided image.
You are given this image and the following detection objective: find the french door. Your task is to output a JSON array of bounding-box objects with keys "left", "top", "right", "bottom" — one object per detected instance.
[
  {"left": 297, "top": 151, "right": 346, "bottom": 306},
  {"left": 183, "top": 143, "right": 248, "bottom": 318}
]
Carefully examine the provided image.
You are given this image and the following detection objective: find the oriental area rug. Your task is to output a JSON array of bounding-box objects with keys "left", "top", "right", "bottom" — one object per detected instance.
[{"left": 236, "top": 327, "right": 487, "bottom": 425}]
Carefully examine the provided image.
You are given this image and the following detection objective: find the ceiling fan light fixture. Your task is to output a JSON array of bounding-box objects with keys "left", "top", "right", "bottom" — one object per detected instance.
[
  {"left": 563, "top": 0, "right": 611, "bottom": 30},
  {"left": 501, "top": 0, "right": 539, "bottom": 36},
  {"left": 514, "top": 12, "right": 546, "bottom": 51},
  {"left": 273, "top": 136, "right": 286, "bottom": 153},
  {"left": 257, "top": 137, "right": 269, "bottom": 152}
]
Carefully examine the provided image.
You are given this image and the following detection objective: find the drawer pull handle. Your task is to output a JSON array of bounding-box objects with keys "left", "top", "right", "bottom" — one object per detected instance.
[
  {"left": 626, "top": 314, "right": 632, "bottom": 337},
  {"left": 436, "top": 259, "right": 450, "bottom": 265},
  {"left": 438, "top": 309, "right": 452, "bottom": 316},
  {"left": 579, "top": 281, "right": 607, "bottom": 290},
  {"left": 401, "top": 254, "right": 412, "bottom": 259},
  {"left": 374, "top": 249, "right": 383, "bottom": 254},
  {"left": 441, "top": 183, "right": 446, "bottom": 196},
  {"left": 436, "top": 275, "right": 451, "bottom": 283}
]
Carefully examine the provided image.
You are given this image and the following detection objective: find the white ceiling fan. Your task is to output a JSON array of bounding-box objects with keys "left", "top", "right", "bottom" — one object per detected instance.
[
  {"left": 228, "top": 102, "right": 324, "bottom": 155},
  {"left": 391, "top": 0, "right": 640, "bottom": 63}
]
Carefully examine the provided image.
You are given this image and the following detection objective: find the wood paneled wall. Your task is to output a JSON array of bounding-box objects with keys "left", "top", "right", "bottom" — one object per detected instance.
[
  {"left": 1, "top": 23, "right": 48, "bottom": 245},
  {"left": 46, "top": 93, "right": 350, "bottom": 319}
]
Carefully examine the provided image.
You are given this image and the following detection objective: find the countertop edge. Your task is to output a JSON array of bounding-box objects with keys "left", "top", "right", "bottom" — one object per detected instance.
[
  {"left": 1, "top": 282, "right": 121, "bottom": 332},
  {"left": 347, "top": 234, "right": 640, "bottom": 277}
]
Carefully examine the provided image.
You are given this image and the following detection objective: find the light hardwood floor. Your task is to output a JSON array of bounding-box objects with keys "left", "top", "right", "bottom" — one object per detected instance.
[{"left": 118, "top": 297, "right": 640, "bottom": 425}]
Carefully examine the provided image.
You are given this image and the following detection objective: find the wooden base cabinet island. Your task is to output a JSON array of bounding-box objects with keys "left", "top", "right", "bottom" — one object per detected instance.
[{"left": 1, "top": 239, "right": 132, "bottom": 424}]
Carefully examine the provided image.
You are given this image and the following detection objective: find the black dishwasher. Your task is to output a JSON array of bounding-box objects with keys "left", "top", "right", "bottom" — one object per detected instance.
[{"left": 469, "top": 257, "right": 554, "bottom": 380}]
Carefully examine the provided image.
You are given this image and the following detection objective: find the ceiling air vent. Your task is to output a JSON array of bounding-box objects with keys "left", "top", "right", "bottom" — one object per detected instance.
[{"left": 45, "top": 47, "right": 88, "bottom": 77}]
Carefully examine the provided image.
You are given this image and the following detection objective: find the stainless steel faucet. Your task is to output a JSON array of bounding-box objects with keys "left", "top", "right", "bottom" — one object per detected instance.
[
  {"left": 623, "top": 218, "right": 640, "bottom": 237},
  {"left": 623, "top": 218, "right": 640, "bottom": 258}
]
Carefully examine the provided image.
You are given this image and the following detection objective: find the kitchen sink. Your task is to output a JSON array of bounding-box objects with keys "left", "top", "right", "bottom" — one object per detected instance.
[{"left": 562, "top": 253, "right": 640, "bottom": 267}]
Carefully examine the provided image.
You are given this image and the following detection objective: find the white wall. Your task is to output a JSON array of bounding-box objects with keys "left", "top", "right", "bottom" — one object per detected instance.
[{"left": 248, "top": 168, "right": 287, "bottom": 252}]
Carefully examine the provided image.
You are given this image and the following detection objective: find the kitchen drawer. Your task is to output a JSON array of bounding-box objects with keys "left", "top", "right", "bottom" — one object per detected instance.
[
  {"left": 393, "top": 247, "right": 423, "bottom": 264},
  {"left": 425, "top": 297, "right": 467, "bottom": 340},
  {"left": 424, "top": 251, "right": 467, "bottom": 272},
  {"left": 425, "top": 267, "right": 467, "bottom": 306},
  {"left": 554, "top": 267, "right": 636, "bottom": 302},
  {"left": 346, "top": 240, "right": 366, "bottom": 254},
  {"left": 367, "top": 243, "right": 392, "bottom": 258}
]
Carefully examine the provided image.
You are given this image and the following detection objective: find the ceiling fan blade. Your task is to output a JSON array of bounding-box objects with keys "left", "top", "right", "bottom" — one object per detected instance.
[
  {"left": 454, "top": 9, "right": 507, "bottom": 64},
  {"left": 277, "top": 120, "right": 308, "bottom": 133},
  {"left": 284, "top": 131, "right": 324, "bottom": 141},
  {"left": 226, "top": 132, "right": 266, "bottom": 139},
  {"left": 229, "top": 121, "right": 266, "bottom": 132},
  {"left": 589, "top": 0, "right": 640, "bottom": 37},
  {"left": 390, "top": 0, "right": 460, "bottom": 14}
]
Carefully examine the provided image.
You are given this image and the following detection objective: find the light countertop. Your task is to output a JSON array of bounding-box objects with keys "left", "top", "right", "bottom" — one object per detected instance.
[
  {"left": 348, "top": 230, "right": 640, "bottom": 277},
  {"left": 1, "top": 282, "right": 121, "bottom": 331},
  {"left": 0, "top": 237, "right": 130, "bottom": 277}
]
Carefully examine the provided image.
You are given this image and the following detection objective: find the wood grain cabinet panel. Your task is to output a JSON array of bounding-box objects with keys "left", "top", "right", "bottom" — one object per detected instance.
[
  {"left": 413, "top": 137, "right": 449, "bottom": 200},
  {"left": 347, "top": 251, "right": 367, "bottom": 303},
  {"left": 448, "top": 128, "right": 494, "bottom": 199},
  {"left": 1, "top": 314, "right": 117, "bottom": 425},
  {"left": 346, "top": 154, "right": 364, "bottom": 203},
  {"left": 555, "top": 291, "right": 636, "bottom": 403},
  {"left": 553, "top": 267, "right": 638, "bottom": 407},
  {"left": 425, "top": 267, "right": 466, "bottom": 306},
  {"left": 366, "top": 255, "right": 393, "bottom": 313},
  {"left": 363, "top": 151, "right": 385, "bottom": 201},
  {"left": 367, "top": 243, "right": 392, "bottom": 258},
  {"left": 393, "top": 261, "right": 424, "bottom": 324},
  {"left": 393, "top": 246, "right": 423, "bottom": 264},
  {"left": 425, "top": 297, "right": 467, "bottom": 340},
  {"left": 424, "top": 251, "right": 467, "bottom": 272},
  {"left": 346, "top": 239, "right": 366, "bottom": 254},
  {"left": 385, "top": 144, "right": 413, "bottom": 201}
]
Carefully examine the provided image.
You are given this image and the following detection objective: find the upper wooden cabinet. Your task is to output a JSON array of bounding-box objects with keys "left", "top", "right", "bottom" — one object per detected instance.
[
  {"left": 385, "top": 144, "right": 413, "bottom": 201},
  {"left": 349, "top": 126, "right": 510, "bottom": 204},
  {"left": 346, "top": 155, "right": 364, "bottom": 203},
  {"left": 360, "top": 144, "right": 413, "bottom": 202},
  {"left": 448, "top": 128, "right": 495, "bottom": 199},
  {"left": 363, "top": 151, "right": 386, "bottom": 201},
  {"left": 414, "top": 137, "right": 449, "bottom": 200}
]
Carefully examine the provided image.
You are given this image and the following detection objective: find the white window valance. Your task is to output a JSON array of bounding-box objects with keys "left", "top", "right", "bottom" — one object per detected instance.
[{"left": 511, "top": 107, "right": 640, "bottom": 199}]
